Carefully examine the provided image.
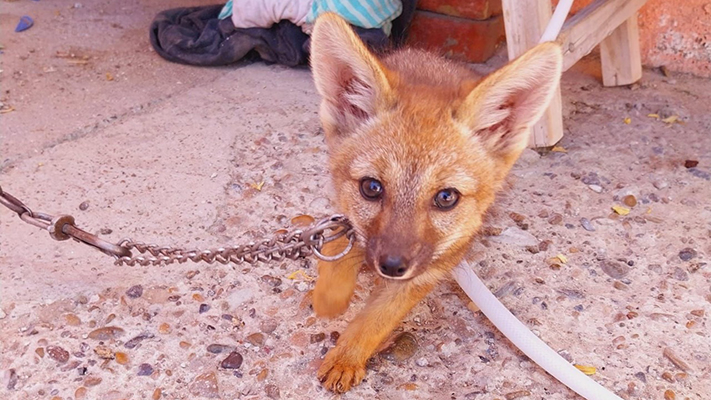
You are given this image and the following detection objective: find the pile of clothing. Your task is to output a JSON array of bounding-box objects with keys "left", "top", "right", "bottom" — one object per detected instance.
[{"left": 150, "top": 0, "right": 416, "bottom": 67}]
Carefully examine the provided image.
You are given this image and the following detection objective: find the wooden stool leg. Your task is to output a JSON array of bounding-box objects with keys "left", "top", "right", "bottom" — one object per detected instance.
[
  {"left": 600, "top": 14, "right": 643, "bottom": 87},
  {"left": 502, "top": 0, "right": 564, "bottom": 148},
  {"left": 530, "top": 89, "right": 563, "bottom": 148}
]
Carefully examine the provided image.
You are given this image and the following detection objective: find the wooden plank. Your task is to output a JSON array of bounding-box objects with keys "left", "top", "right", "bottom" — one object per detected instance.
[
  {"left": 502, "top": 0, "right": 563, "bottom": 147},
  {"left": 501, "top": 0, "right": 551, "bottom": 59},
  {"left": 600, "top": 14, "right": 643, "bottom": 86},
  {"left": 558, "top": 0, "right": 647, "bottom": 71}
]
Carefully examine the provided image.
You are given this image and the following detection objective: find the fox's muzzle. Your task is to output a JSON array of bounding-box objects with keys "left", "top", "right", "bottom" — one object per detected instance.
[{"left": 366, "top": 234, "right": 434, "bottom": 280}]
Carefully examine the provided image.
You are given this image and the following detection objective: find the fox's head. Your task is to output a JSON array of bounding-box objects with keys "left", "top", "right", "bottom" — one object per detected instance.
[{"left": 310, "top": 14, "right": 562, "bottom": 282}]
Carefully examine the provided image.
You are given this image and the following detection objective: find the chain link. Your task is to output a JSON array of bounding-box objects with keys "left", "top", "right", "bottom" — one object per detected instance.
[{"left": 0, "top": 184, "right": 354, "bottom": 266}]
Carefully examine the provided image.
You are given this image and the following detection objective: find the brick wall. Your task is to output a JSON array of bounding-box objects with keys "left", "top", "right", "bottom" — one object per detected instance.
[{"left": 405, "top": 0, "right": 505, "bottom": 63}]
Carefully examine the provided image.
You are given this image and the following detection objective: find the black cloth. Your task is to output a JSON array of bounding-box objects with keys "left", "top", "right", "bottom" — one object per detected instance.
[
  {"left": 391, "top": 0, "right": 417, "bottom": 47},
  {"left": 149, "top": 1, "right": 417, "bottom": 67},
  {"left": 149, "top": 5, "right": 309, "bottom": 67}
]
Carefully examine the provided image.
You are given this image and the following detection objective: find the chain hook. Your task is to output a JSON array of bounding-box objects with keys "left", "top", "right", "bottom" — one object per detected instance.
[
  {"left": 303, "top": 214, "right": 356, "bottom": 262},
  {"left": 312, "top": 230, "right": 355, "bottom": 262}
]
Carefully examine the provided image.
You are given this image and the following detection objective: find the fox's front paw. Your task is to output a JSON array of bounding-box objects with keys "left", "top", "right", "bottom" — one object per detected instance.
[{"left": 317, "top": 348, "right": 366, "bottom": 393}]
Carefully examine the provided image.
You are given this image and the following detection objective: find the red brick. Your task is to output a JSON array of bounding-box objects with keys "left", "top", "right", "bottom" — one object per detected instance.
[
  {"left": 417, "top": 0, "right": 502, "bottom": 20},
  {"left": 406, "top": 11, "right": 505, "bottom": 63}
]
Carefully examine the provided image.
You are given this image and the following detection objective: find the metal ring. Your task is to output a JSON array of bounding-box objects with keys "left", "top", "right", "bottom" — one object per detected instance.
[
  {"left": 311, "top": 231, "right": 355, "bottom": 262},
  {"left": 20, "top": 212, "right": 50, "bottom": 230},
  {"left": 0, "top": 188, "right": 35, "bottom": 217},
  {"left": 49, "top": 215, "right": 75, "bottom": 241}
]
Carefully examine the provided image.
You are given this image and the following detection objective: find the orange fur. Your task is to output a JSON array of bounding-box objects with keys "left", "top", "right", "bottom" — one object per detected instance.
[
  {"left": 312, "top": 235, "right": 363, "bottom": 318},
  {"left": 310, "top": 13, "right": 562, "bottom": 393}
]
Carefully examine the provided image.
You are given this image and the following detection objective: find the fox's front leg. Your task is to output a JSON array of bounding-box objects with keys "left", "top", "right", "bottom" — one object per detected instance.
[
  {"left": 318, "top": 278, "right": 436, "bottom": 393},
  {"left": 313, "top": 235, "right": 364, "bottom": 317}
]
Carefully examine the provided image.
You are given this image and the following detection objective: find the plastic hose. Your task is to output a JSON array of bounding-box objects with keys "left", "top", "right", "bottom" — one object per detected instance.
[
  {"left": 540, "top": 0, "right": 574, "bottom": 43},
  {"left": 453, "top": 261, "right": 623, "bottom": 400}
]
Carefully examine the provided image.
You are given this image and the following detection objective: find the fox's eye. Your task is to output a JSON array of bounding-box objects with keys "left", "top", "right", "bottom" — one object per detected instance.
[
  {"left": 360, "top": 178, "right": 383, "bottom": 200},
  {"left": 434, "top": 188, "right": 460, "bottom": 210}
]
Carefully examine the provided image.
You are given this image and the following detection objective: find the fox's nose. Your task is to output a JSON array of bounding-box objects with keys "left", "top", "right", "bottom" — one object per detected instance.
[{"left": 379, "top": 255, "right": 408, "bottom": 277}]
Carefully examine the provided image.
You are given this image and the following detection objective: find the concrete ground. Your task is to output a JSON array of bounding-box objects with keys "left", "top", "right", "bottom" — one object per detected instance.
[{"left": 1, "top": 1, "right": 710, "bottom": 399}]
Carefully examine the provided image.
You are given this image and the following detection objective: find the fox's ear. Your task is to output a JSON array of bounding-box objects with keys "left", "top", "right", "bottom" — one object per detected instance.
[
  {"left": 455, "top": 43, "right": 562, "bottom": 162},
  {"left": 310, "top": 13, "right": 394, "bottom": 139}
]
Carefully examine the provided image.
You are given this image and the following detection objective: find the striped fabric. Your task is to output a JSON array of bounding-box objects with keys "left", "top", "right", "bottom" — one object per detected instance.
[
  {"left": 218, "top": 0, "right": 402, "bottom": 36},
  {"left": 217, "top": 0, "right": 232, "bottom": 19},
  {"left": 218, "top": 0, "right": 233, "bottom": 20},
  {"left": 306, "top": 0, "right": 402, "bottom": 35}
]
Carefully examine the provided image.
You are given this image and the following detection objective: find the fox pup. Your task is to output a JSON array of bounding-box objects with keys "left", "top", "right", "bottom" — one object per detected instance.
[{"left": 309, "top": 13, "right": 562, "bottom": 393}]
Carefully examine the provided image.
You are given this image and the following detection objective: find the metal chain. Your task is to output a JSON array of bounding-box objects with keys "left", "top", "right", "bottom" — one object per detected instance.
[{"left": 0, "top": 184, "right": 354, "bottom": 266}]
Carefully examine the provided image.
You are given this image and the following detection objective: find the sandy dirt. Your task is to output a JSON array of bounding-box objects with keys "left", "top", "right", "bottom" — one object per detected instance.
[{"left": 1, "top": 1, "right": 710, "bottom": 399}]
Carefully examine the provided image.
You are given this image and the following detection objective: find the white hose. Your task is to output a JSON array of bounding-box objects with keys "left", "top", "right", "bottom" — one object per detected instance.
[
  {"left": 453, "top": 261, "right": 622, "bottom": 400},
  {"left": 540, "top": 0, "right": 575, "bottom": 43}
]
